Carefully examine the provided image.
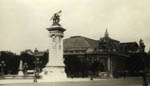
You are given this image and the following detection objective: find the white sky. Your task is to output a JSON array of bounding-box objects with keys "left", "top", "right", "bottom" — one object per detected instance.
[{"left": 0, "top": 0, "right": 150, "bottom": 54}]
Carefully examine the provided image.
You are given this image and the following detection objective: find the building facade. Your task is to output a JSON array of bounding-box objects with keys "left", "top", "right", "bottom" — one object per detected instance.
[{"left": 63, "top": 30, "right": 140, "bottom": 78}]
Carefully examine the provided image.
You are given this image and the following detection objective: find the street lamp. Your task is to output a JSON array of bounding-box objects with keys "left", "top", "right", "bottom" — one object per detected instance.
[
  {"left": 142, "top": 54, "right": 148, "bottom": 86},
  {"left": 23, "top": 62, "right": 28, "bottom": 77},
  {"left": 0, "top": 60, "right": 6, "bottom": 78},
  {"left": 33, "top": 58, "right": 42, "bottom": 82},
  {"left": 143, "top": 72, "right": 148, "bottom": 86},
  {"left": 139, "top": 39, "right": 148, "bottom": 86}
]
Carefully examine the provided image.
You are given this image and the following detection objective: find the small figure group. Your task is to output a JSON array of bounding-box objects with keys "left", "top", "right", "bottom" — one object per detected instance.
[{"left": 51, "top": 10, "right": 62, "bottom": 25}]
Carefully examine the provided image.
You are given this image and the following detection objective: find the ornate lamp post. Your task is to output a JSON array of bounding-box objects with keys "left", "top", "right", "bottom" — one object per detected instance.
[
  {"left": 139, "top": 39, "right": 148, "bottom": 86},
  {"left": 0, "top": 60, "right": 6, "bottom": 78},
  {"left": 23, "top": 62, "right": 28, "bottom": 77},
  {"left": 33, "top": 58, "right": 42, "bottom": 82},
  {"left": 142, "top": 54, "right": 148, "bottom": 86}
]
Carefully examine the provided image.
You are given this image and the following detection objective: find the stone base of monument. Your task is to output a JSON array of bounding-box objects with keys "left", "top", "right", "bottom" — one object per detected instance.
[
  {"left": 40, "top": 66, "right": 68, "bottom": 82},
  {"left": 18, "top": 71, "right": 24, "bottom": 76}
]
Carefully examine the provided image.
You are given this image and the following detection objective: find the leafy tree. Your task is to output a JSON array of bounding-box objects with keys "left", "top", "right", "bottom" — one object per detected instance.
[
  {"left": 64, "top": 55, "right": 90, "bottom": 77},
  {"left": 0, "top": 51, "right": 19, "bottom": 75},
  {"left": 20, "top": 50, "right": 48, "bottom": 72},
  {"left": 126, "top": 53, "right": 150, "bottom": 76},
  {"left": 90, "top": 60, "right": 104, "bottom": 77}
]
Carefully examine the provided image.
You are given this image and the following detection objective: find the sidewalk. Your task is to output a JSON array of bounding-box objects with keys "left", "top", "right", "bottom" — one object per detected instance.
[{"left": 0, "top": 78, "right": 106, "bottom": 84}]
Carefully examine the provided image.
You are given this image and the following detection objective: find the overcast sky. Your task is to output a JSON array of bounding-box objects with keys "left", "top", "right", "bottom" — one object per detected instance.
[{"left": 0, "top": 0, "right": 150, "bottom": 54}]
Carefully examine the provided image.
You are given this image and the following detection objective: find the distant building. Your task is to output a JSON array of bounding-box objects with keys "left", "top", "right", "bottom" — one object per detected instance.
[
  {"left": 21, "top": 49, "right": 48, "bottom": 56},
  {"left": 19, "top": 30, "right": 141, "bottom": 78},
  {"left": 63, "top": 30, "right": 140, "bottom": 77},
  {"left": 20, "top": 49, "right": 48, "bottom": 75}
]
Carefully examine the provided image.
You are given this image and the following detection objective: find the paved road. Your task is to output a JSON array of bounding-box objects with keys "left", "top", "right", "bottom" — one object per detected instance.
[{"left": 0, "top": 77, "right": 147, "bottom": 86}]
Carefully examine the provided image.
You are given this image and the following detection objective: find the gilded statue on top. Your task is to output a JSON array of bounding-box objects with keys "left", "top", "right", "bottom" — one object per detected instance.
[{"left": 50, "top": 10, "right": 62, "bottom": 26}]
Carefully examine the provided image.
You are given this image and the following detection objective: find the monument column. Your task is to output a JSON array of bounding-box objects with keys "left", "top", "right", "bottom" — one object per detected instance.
[{"left": 41, "top": 11, "right": 67, "bottom": 81}]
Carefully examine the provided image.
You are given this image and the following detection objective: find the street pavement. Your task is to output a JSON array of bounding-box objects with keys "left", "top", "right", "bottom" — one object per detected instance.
[{"left": 0, "top": 77, "right": 147, "bottom": 86}]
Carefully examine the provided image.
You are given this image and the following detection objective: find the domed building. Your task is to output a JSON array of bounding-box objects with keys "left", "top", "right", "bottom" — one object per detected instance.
[{"left": 63, "top": 30, "right": 140, "bottom": 78}]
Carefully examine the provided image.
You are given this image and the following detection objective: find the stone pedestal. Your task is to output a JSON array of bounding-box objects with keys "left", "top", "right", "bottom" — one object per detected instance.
[
  {"left": 18, "top": 71, "right": 24, "bottom": 76},
  {"left": 41, "top": 25, "right": 67, "bottom": 81},
  {"left": 42, "top": 66, "right": 67, "bottom": 81}
]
